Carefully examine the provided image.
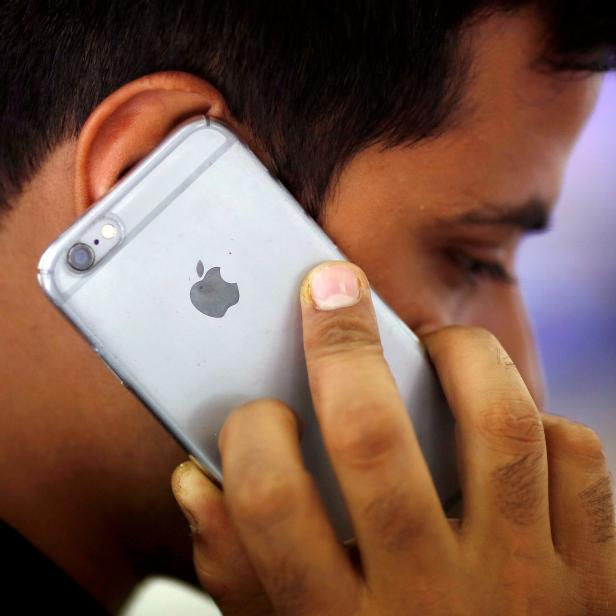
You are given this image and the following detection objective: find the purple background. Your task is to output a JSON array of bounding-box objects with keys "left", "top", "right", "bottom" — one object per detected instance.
[{"left": 518, "top": 75, "right": 616, "bottom": 471}]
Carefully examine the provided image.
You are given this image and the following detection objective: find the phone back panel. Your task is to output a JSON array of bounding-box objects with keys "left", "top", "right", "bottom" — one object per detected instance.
[{"left": 38, "top": 118, "right": 457, "bottom": 540}]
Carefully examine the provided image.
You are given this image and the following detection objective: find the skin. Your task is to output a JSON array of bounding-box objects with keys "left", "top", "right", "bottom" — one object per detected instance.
[
  {"left": 174, "top": 264, "right": 616, "bottom": 614},
  {"left": 0, "top": 8, "right": 613, "bottom": 614}
]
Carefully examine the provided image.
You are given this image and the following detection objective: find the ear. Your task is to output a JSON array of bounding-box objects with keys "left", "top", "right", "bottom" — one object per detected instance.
[{"left": 74, "top": 71, "right": 239, "bottom": 215}]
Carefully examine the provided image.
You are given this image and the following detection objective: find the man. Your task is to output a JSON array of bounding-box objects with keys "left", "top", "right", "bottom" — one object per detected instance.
[{"left": 1, "top": 1, "right": 614, "bottom": 614}]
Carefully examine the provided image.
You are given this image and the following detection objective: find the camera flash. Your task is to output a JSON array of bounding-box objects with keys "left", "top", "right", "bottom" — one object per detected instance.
[{"left": 101, "top": 223, "right": 118, "bottom": 239}]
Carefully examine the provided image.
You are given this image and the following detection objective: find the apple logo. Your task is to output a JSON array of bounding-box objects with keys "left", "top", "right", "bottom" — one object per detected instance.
[{"left": 190, "top": 260, "right": 239, "bottom": 318}]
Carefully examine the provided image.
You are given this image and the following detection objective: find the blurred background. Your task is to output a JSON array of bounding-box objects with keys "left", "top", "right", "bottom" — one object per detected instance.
[
  {"left": 519, "top": 75, "right": 615, "bottom": 467},
  {"left": 120, "top": 75, "right": 616, "bottom": 616}
]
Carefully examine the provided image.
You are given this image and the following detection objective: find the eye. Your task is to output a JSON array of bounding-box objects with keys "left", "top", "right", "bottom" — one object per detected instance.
[{"left": 448, "top": 249, "right": 517, "bottom": 287}]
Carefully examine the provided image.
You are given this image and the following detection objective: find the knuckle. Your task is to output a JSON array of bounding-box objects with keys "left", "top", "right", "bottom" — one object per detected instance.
[
  {"left": 573, "top": 427, "right": 607, "bottom": 462},
  {"left": 326, "top": 403, "right": 404, "bottom": 468},
  {"left": 491, "top": 449, "right": 547, "bottom": 527},
  {"left": 477, "top": 400, "right": 545, "bottom": 454},
  {"left": 309, "top": 312, "right": 383, "bottom": 361},
  {"left": 362, "top": 485, "right": 428, "bottom": 552},
  {"left": 221, "top": 398, "right": 296, "bottom": 447},
  {"left": 578, "top": 474, "right": 616, "bottom": 545},
  {"left": 232, "top": 470, "right": 303, "bottom": 529},
  {"left": 546, "top": 418, "right": 607, "bottom": 463}
]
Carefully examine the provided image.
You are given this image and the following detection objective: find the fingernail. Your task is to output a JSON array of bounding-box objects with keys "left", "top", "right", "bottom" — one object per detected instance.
[
  {"left": 307, "top": 262, "right": 361, "bottom": 311},
  {"left": 173, "top": 462, "right": 201, "bottom": 535}
]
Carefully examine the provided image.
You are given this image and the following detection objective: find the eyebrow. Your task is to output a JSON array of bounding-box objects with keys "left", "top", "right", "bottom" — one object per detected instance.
[{"left": 440, "top": 197, "right": 551, "bottom": 233}]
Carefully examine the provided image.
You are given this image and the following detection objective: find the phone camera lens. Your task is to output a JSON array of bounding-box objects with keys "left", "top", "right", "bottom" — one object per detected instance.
[{"left": 67, "top": 243, "right": 95, "bottom": 271}]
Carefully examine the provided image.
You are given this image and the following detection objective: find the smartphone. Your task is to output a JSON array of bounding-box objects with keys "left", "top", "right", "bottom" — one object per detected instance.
[{"left": 37, "top": 117, "right": 457, "bottom": 541}]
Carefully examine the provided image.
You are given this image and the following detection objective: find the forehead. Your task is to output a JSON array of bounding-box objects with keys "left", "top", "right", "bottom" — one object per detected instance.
[
  {"left": 324, "top": 9, "right": 602, "bottom": 232},
  {"left": 461, "top": 8, "right": 602, "bottom": 154},
  {"left": 441, "top": 9, "right": 603, "bottom": 207}
]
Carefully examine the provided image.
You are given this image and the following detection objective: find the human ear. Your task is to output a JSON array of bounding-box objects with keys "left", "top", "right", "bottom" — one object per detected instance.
[{"left": 74, "top": 71, "right": 237, "bottom": 215}]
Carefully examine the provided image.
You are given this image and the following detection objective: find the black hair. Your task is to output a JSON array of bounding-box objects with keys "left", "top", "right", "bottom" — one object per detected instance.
[{"left": 0, "top": 1, "right": 614, "bottom": 222}]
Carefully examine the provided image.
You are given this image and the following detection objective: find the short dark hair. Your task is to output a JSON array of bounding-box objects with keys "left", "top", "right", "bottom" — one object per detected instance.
[{"left": 0, "top": 1, "right": 614, "bottom": 222}]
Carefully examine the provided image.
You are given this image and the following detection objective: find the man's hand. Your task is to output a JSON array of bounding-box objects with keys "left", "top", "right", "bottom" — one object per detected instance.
[{"left": 172, "top": 261, "right": 616, "bottom": 615}]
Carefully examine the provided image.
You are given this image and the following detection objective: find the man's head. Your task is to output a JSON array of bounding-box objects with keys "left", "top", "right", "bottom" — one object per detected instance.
[{"left": 1, "top": 1, "right": 613, "bottom": 611}]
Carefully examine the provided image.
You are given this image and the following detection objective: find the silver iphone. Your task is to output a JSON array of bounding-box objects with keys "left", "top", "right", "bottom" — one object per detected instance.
[{"left": 38, "top": 117, "right": 457, "bottom": 541}]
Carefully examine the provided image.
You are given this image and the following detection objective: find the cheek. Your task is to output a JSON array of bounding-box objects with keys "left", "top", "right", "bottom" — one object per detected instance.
[
  {"left": 360, "top": 245, "right": 545, "bottom": 404},
  {"left": 320, "top": 211, "right": 546, "bottom": 407}
]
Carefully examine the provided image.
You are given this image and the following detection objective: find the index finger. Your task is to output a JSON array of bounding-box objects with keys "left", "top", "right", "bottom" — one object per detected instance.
[{"left": 300, "top": 261, "right": 455, "bottom": 586}]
